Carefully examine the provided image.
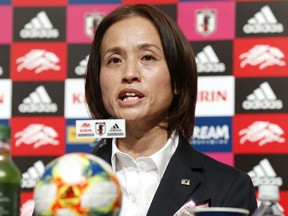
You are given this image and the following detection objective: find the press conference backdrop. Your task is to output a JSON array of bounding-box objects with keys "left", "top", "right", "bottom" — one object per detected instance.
[{"left": 0, "top": 0, "right": 287, "bottom": 213}]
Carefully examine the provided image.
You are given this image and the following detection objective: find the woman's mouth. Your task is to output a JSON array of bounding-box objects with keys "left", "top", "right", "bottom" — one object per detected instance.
[{"left": 118, "top": 89, "right": 144, "bottom": 103}]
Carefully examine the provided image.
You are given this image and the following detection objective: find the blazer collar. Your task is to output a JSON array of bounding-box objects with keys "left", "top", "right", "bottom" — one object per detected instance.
[
  {"left": 93, "top": 136, "right": 205, "bottom": 216},
  {"left": 147, "top": 135, "right": 204, "bottom": 216}
]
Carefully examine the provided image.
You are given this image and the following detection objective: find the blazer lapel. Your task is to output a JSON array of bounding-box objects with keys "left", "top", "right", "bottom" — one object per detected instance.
[
  {"left": 94, "top": 137, "right": 205, "bottom": 216},
  {"left": 147, "top": 136, "right": 204, "bottom": 216}
]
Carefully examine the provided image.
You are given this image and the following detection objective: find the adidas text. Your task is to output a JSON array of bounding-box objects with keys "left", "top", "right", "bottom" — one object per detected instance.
[
  {"left": 252, "top": 177, "right": 283, "bottom": 187},
  {"left": 21, "top": 178, "right": 38, "bottom": 188},
  {"left": 18, "top": 103, "right": 58, "bottom": 113},
  {"left": 242, "top": 100, "right": 283, "bottom": 110},
  {"left": 243, "top": 23, "right": 283, "bottom": 34},
  {"left": 20, "top": 29, "right": 59, "bottom": 39},
  {"left": 197, "top": 63, "right": 225, "bottom": 73}
]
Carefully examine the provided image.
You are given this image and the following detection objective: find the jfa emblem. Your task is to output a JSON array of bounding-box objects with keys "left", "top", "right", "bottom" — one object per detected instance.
[
  {"left": 196, "top": 9, "right": 217, "bottom": 37},
  {"left": 96, "top": 122, "right": 106, "bottom": 136},
  {"left": 85, "top": 12, "right": 104, "bottom": 38}
]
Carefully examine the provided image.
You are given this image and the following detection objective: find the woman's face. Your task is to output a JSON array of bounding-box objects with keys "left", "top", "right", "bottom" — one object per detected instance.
[{"left": 100, "top": 16, "right": 173, "bottom": 126}]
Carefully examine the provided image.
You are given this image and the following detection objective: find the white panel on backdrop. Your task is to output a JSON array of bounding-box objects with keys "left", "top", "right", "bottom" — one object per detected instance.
[
  {"left": 64, "top": 78, "right": 89, "bottom": 118},
  {"left": 0, "top": 79, "right": 12, "bottom": 118},
  {"left": 195, "top": 76, "right": 234, "bottom": 117}
]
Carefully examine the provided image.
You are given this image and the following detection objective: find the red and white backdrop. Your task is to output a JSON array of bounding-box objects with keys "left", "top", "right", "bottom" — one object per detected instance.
[{"left": 0, "top": 0, "right": 287, "bottom": 213}]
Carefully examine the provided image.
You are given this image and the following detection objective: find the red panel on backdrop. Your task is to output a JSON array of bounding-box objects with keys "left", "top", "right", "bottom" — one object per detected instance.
[
  {"left": 234, "top": 37, "right": 288, "bottom": 77},
  {"left": 233, "top": 114, "right": 288, "bottom": 154},
  {"left": 13, "top": 0, "right": 67, "bottom": 6},
  {"left": 10, "top": 117, "right": 66, "bottom": 156},
  {"left": 11, "top": 42, "right": 67, "bottom": 81}
]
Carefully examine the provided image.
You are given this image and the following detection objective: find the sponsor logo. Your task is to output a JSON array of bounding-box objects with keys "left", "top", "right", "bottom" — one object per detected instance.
[
  {"left": 19, "top": 11, "right": 59, "bottom": 39},
  {"left": 239, "top": 121, "right": 285, "bottom": 146},
  {"left": 76, "top": 119, "right": 125, "bottom": 138},
  {"left": 10, "top": 117, "right": 65, "bottom": 156},
  {"left": 233, "top": 114, "right": 288, "bottom": 154},
  {"left": 197, "top": 90, "right": 227, "bottom": 102},
  {"left": 107, "top": 123, "right": 124, "bottom": 137},
  {"left": 196, "top": 45, "right": 225, "bottom": 73},
  {"left": 196, "top": 9, "right": 216, "bottom": 37},
  {"left": 80, "top": 122, "right": 93, "bottom": 133},
  {"left": 75, "top": 55, "right": 89, "bottom": 76},
  {"left": 193, "top": 124, "right": 230, "bottom": 145},
  {"left": 234, "top": 38, "right": 288, "bottom": 77},
  {"left": 239, "top": 45, "right": 285, "bottom": 70},
  {"left": 65, "top": 79, "right": 89, "bottom": 118},
  {"left": 242, "top": 82, "right": 283, "bottom": 110},
  {"left": 235, "top": 78, "right": 288, "bottom": 113},
  {"left": 66, "top": 121, "right": 96, "bottom": 144},
  {"left": 13, "top": 7, "right": 66, "bottom": 42},
  {"left": 11, "top": 43, "right": 67, "bottom": 81},
  {"left": 67, "top": 44, "right": 91, "bottom": 78},
  {"left": 85, "top": 12, "right": 104, "bottom": 38},
  {"left": 248, "top": 158, "right": 283, "bottom": 187},
  {"left": 13, "top": 156, "right": 58, "bottom": 191},
  {"left": 196, "top": 76, "right": 234, "bottom": 116},
  {"left": 16, "top": 49, "right": 61, "bottom": 74},
  {"left": 243, "top": 5, "right": 283, "bottom": 34},
  {"left": 21, "top": 160, "right": 45, "bottom": 189},
  {"left": 18, "top": 85, "right": 57, "bottom": 113},
  {"left": 96, "top": 122, "right": 106, "bottom": 136},
  {"left": 67, "top": 5, "right": 118, "bottom": 43},
  {"left": 14, "top": 124, "right": 59, "bottom": 149},
  {"left": 190, "top": 117, "right": 232, "bottom": 152}
]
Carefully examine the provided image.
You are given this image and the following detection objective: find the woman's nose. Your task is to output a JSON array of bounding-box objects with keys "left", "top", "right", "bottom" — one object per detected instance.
[{"left": 121, "top": 61, "right": 141, "bottom": 83}]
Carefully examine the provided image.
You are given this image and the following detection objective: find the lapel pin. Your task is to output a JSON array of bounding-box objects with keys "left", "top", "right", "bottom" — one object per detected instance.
[{"left": 181, "top": 179, "right": 190, "bottom": 186}]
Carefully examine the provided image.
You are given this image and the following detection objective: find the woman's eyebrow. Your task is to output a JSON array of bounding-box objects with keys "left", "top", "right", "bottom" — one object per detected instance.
[
  {"left": 137, "top": 43, "right": 162, "bottom": 51},
  {"left": 102, "top": 46, "right": 123, "bottom": 56}
]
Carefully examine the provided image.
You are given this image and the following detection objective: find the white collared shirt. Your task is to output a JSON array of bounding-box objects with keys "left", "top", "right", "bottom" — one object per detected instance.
[{"left": 111, "top": 133, "right": 179, "bottom": 216}]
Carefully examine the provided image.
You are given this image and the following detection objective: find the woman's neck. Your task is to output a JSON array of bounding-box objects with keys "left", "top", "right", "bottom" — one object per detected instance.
[{"left": 117, "top": 124, "right": 169, "bottom": 159}]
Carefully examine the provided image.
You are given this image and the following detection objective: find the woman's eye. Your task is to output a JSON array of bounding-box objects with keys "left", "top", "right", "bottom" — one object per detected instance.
[
  {"left": 108, "top": 57, "right": 121, "bottom": 64},
  {"left": 142, "top": 55, "right": 155, "bottom": 62}
]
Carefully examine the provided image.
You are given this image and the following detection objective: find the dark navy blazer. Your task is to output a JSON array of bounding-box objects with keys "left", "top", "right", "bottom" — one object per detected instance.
[{"left": 92, "top": 135, "right": 257, "bottom": 216}]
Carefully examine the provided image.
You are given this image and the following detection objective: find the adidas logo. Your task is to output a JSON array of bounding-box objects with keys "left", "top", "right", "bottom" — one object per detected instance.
[
  {"left": 107, "top": 123, "right": 124, "bottom": 136},
  {"left": 243, "top": 5, "right": 284, "bottom": 34},
  {"left": 109, "top": 123, "right": 121, "bottom": 132},
  {"left": 75, "top": 55, "right": 89, "bottom": 76},
  {"left": 18, "top": 85, "right": 58, "bottom": 113},
  {"left": 248, "top": 158, "right": 283, "bottom": 187},
  {"left": 20, "top": 11, "right": 59, "bottom": 39},
  {"left": 21, "top": 160, "right": 45, "bottom": 189},
  {"left": 242, "top": 82, "right": 283, "bottom": 110},
  {"left": 196, "top": 45, "right": 225, "bottom": 73}
]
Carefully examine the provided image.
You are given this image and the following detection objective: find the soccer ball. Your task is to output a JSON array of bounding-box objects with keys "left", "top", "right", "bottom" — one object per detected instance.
[{"left": 33, "top": 153, "right": 121, "bottom": 216}]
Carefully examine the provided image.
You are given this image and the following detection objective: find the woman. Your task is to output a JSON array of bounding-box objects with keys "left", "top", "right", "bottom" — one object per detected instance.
[{"left": 85, "top": 4, "right": 257, "bottom": 216}]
